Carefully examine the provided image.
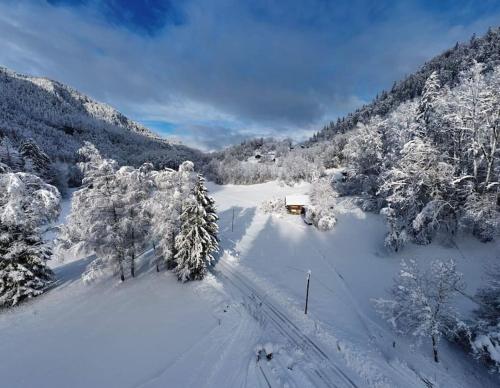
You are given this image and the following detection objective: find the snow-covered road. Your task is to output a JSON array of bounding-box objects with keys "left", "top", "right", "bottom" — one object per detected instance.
[{"left": 215, "top": 259, "right": 361, "bottom": 388}]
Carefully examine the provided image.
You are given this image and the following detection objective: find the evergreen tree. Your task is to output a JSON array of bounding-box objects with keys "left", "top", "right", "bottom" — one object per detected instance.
[
  {"left": 0, "top": 137, "right": 23, "bottom": 171},
  {"left": 19, "top": 139, "right": 52, "bottom": 180},
  {"left": 174, "top": 175, "right": 218, "bottom": 281},
  {"left": 0, "top": 171, "right": 60, "bottom": 307},
  {"left": 0, "top": 227, "right": 54, "bottom": 307},
  {"left": 416, "top": 71, "right": 441, "bottom": 140}
]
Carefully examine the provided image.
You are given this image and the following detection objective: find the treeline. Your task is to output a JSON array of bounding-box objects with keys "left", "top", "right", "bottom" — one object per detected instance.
[{"left": 204, "top": 138, "right": 341, "bottom": 185}]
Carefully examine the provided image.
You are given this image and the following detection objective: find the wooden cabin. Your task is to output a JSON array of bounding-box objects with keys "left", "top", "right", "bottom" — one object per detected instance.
[{"left": 285, "top": 195, "right": 310, "bottom": 215}]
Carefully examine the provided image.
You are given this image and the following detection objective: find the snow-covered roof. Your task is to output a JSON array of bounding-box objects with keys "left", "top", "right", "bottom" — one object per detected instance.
[{"left": 285, "top": 195, "right": 310, "bottom": 206}]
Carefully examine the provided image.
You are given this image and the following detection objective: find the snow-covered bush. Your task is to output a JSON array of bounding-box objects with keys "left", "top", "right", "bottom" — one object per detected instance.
[
  {"left": 317, "top": 215, "right": 337, "bottom": 231},
  {"left": 260, "top": 198, "right": 286, "bottom": 215},
  {"left": 279, "top": 152, "right": 322, "bottom": 184},
  {"left": 81, "top": 257, "right": 109, "bottom": 284},
  {"left": 374, "top": 259, "right": 464, "bottom": 363}
]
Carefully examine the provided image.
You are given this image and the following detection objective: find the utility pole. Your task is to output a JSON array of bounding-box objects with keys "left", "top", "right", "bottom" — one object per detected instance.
[
  {"left": 305, "top": 270, "right": 311, "bottom": 314},
  {"left": 231, "top": 207, "right": 235, "bottom": 232}
]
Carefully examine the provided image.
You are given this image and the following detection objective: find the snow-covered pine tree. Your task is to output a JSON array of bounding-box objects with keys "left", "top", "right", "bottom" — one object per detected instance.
[
  {"left": 416, "top": 71, "right": 441, "bottom": 140},
  {"left": 19, "top": 139, "right": 52, "bottom": 181},
  {"left": 0, "top": 137, "right": 23, "bottom": 172},
  {"left": 0, "top": 172, "right": 61, "bottom": 234},
  {"left": 0, "top": 171, "right": 60, "bottom": 307},
  {"left": 0, "top": 227, "right": 54, "bottom": 307},
  {"left": 0, "top": 162, "right": 10, "bottom": 174},
  {"left": 374, "top": 259, "right": 464, "bottom": 363},
  {"left": 474, "top": 265, "right": 500, "bottom": 330},
  {"left": 174, "top": 174, "right": 218, "bottom": 282}
]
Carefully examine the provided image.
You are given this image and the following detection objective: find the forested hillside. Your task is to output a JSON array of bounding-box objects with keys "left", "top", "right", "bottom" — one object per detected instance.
[
  {"left": 310, "top": 27, "right": 500, "bottom": 142},
  {"left": 0, "top": 67, "right": 204, "bottom": 186}
]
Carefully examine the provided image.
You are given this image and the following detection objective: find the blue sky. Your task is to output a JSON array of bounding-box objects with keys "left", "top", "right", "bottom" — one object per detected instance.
[{"left": 1, "top": 0, "right": 499, "bottom": 150}]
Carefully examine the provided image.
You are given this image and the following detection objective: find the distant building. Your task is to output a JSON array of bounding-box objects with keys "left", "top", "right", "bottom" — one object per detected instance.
[
  {"left": 285, "top": 195, "right": 310, "bottom": 215},
  {"left": 254, "top": 150, "right": 276, "bottom": 163}
]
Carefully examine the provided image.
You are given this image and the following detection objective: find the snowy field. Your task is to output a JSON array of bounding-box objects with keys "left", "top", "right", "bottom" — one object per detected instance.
[{"left": 1, "top": 181, "right": 499, "bottom": 387}]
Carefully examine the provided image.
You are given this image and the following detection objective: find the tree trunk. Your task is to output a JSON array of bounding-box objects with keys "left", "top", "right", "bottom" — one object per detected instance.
[
  {"left": 119, "top": 256, "right": 125, "bottom": 282},
  {"left": 153, "top": 241, "right": 160, "bottom": 272},
  {"left": 485, "top": 127, "right": 497, "bottom": 186},
  {"left": 432, "top": 335, "right": 439, "bottom": 363},
  {"left": 131, "top": 252, "right": 135, "bottom": 278}
]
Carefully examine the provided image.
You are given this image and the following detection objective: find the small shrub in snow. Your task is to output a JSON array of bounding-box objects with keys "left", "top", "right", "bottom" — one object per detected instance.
[
  {"left": 317, "top": 215, "right": 337, "bottom": 231},
  {"left": 260, "top": 198, "right": 286, "bottom": 215},
  {"left": 81, "top": 257, "right": 108, "bottom": 284}
]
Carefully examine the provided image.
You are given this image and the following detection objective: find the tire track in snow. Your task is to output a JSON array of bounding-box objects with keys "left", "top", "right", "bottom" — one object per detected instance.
[{"left": 215, "top": 260, "right": 360, "bottom": 388}]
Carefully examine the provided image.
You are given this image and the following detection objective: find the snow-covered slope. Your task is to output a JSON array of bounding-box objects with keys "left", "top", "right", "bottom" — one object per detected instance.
[
  {"left": 210, "top": 181, "right": 500, "bottom": 387},
  {"left": 0, "top": 67, "right": 203, "bottom": 168},
  {"left": 1, "top": 181, "right": 498, "bottom": 387}
]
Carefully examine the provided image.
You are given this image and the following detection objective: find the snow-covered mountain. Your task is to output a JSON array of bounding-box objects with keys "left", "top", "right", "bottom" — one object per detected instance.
[{"left": 0, "top": 67, "right": 203, "bottom": 170}]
